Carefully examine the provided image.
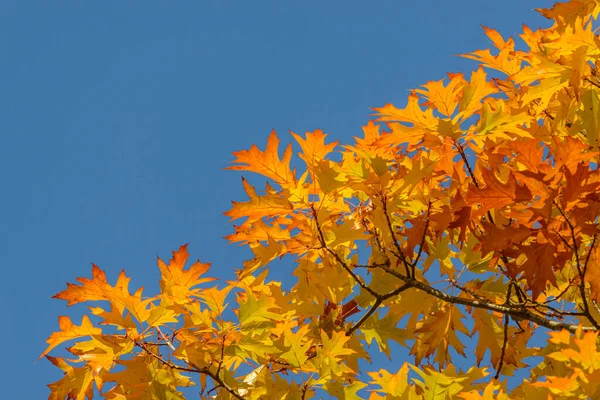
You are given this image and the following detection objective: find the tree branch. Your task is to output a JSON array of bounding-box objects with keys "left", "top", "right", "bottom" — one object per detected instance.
[{"left": 375, "top": 263, "right": 597, "bottom": 333}]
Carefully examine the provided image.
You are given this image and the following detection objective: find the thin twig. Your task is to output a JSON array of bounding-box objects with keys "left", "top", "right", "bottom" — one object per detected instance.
[
  {"left": 311, "top": 206, "right": 379, "bottom": 298},
  {"left": 494, "top": 313, "right": 510, "bottom": 380},
  {"left": 217, "top": 334, "right": 227, "bottom": 377},
  {"left": 381, "top": 197, "right": 413, "bottom": 277},
  {"left": 450, "top": 279, "right": 494, "bottom": 303},
  {"left": 412, "top": 200, "right": 432, "bottom": 266},
  {"left": 156, "top": 327, "right": 176, "bottom": 351}
]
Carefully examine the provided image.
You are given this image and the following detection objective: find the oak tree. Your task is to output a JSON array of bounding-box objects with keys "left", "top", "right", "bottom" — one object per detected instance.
[{"left": 43, "top": 1, "right": 600, "bottom": 398}]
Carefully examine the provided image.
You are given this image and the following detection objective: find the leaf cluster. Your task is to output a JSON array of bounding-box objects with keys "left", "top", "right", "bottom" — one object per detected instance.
[{"left": 43, "top": 1, "right": 600, "bottom": 398}]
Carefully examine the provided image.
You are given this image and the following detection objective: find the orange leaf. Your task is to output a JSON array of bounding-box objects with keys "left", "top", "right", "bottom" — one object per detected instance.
[
  {"left": 373, "top": 92, "right": 438, "bottom": 130},
  {"left": 40, "top": 315, "right": 101, "bottom": 359},
  {"left": 457, "top": 66, "right": 498, "bottom": 121},
  {"left": 158, "top": 244, "right": 216, "bottom": 302},
  {"left": 467, "top": 169, "right": 531, "bottom": 214},
  {"left": 224, "top": 178, "right": 293, "bottom": 223},
  {"left": 586, "top": 244, "right": 600, "bottom": 302},
  {"left": 291, "top": 129, "right": 338, "bottom": 168},
  {"left": 414, "top": 73, "right": 465, "bottom": 117},
  {"left": 226, "top": 129, "right": 296, "bottom": 187},
  {"left": 53, "top": 265, "right": 134, "bottom": 312}
]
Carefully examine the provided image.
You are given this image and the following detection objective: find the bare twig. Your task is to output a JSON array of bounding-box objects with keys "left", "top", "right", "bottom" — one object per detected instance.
[
  {"left": 455, "top": 141, "right": 478, "bottom": 188},
  {"left": 156, "top": 327, "right": 176, "bottom": 351},
  {"left": 494, "top": 313, "right": 510, "bottom": 380},
  {"left": 381, "top": 197, "right": 413, "bottom": 277},
  {"left": 412, "top": 200, "right": 432, "bottom": 267}
]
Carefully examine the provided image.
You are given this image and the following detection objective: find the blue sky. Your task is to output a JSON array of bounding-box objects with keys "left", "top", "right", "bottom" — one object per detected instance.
[{"left": 0, "top": 1, "right": 554, "bottom": 398}]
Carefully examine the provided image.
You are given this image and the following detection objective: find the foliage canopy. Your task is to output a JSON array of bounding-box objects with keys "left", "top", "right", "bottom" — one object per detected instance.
[{"left": 44, "top": 1, "right": 600, "bottom": 398}]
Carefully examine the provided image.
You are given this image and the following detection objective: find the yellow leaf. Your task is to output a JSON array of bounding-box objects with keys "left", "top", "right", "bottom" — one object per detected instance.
[
  {"left": 46, "top": 356, "right": 94, "bottom": 400},
  {"left": 280, "top": 325, "right": 313, "bottom": 368},
  {"left": 410, "top": 364, "right": 488, "bottom": 400},
  {"left": 361, "top": 312, "right": 409, "bottom": 358},
  {"left": 237, "top": 288, "right": 281, "bottom": 328},
  {"left": 457, "top": 66, "right": 498, "bottom": 121}
]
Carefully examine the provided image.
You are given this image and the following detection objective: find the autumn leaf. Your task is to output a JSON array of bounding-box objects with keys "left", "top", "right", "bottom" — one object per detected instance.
[
  {"left": 157, "top": 244, "right": 216, "bottom": 303},
  {"left": 279, "top": 325, "right": 313, "bottom": 368},
  {"left": 414, "top": 73, "right": 465, "bottom": 117},
  {"left": 410, "top": 364, "right": 488, "bottom": 400},
  {"left": 361, "top": 312, "right": 409, "bottom": 358},
  {"left": 237, "top": 288, "right": 281, "bottom": 328},
  {"left": 40, "top": 315, "right": 102, "bottom": 359},
  {"left": 52, "top": 264, "right": 135, "bottom": 312},
  {"left": 457, "top": 66, "right": 498, "bottom": 121},
  {"left": 291, "top": 129, "right": 339, "bottom": 169},
  {"left": 368, "top": 364, "right": 416, "bottom": 399},
  {"left": 226, "top": 129, "right": 296, "bottom": 187},
  {"left": 46, "top": 356, "right": 94, "bottom": 400},
  {"left": 466, "top": 168, "right": 532, "bottom": 214},
  {"left": 224, "top": 178, "right": 293, "bottom": 223}
]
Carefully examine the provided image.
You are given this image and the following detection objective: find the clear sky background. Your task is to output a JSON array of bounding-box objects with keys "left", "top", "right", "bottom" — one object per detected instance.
[{"left": 0, "top": 1, "right": 555, "bottom": 398}]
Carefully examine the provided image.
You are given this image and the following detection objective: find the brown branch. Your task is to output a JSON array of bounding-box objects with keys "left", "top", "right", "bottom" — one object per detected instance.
[
  {"left": 346, "top": 283, "right": 411, "bottom": 336},
  {"left": 455, "top": 141, "right": 479, "bottom": 188},
  {"left": 583, "top": 233, "right": 597, "bottom": 279},
  {"left": 375, "top": 264, "right": 597, "bottom": 333},
  {"left": 543, "top": 276, "right": 578, "bottom": 304},
  {"left": 352, "top": 262, "right": 389, "bottom": 269},
  {"left": 585, "top": 76, "right": 600, "bottom": 89},
  {"left": 528, "top": 301, "right": 585, "bottom": 318},
  {"left": 301, "top": 377, "right": 313, "bottom": 400},
  {"left": 412, "top": 200, "right": 432, "bottom": 266},
  {"left": 555, "top": 230, "right": 574, "bottom": 251},
  {"left": 381, "top": 197, "right": 413, "bottom": 277}
]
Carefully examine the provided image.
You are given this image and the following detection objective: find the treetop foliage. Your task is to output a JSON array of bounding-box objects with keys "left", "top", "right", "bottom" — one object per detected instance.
[{"left": 43, "top": 1, "right": 600, "bottom": 398}]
